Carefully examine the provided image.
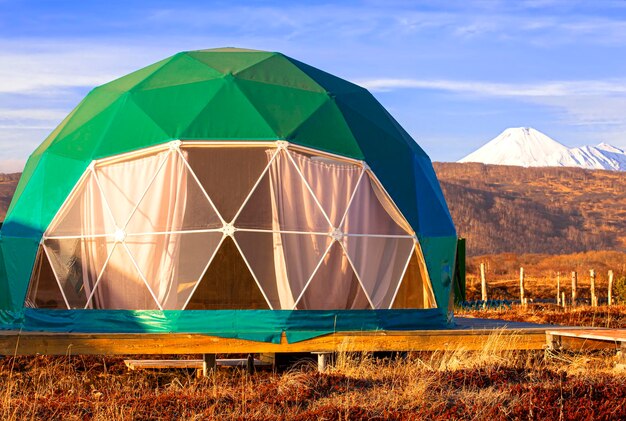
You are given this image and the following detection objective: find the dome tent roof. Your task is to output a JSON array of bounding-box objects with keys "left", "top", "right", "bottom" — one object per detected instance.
[{"left": 0, "top": 48, "right": 456, "bottom": 334}]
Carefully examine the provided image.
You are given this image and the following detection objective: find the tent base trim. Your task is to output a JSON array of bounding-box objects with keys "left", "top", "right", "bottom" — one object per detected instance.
[{"left": 0, "top": 308, "right": 448, "bottom": 343}]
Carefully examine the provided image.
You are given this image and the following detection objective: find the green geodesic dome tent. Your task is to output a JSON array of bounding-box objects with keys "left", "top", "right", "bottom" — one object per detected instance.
[{"left": 0, "top": 48, "right": 456, "bottom": 342}]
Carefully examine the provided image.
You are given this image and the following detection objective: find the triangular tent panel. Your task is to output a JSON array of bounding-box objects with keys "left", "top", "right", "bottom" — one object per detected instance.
[
  {"left": 296, "top": 242, "right": 372, "bottom": 310},
  {"left": 184, "top": 146, "right": 270, "bottom": 222}
]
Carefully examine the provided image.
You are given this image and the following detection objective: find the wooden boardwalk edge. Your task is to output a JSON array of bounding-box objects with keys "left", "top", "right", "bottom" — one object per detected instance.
[
  {"left": 0, "top": 328, "right": 551, "bottom": 355},
  {"left": 545, "top": 328, "right": 626, "bottom": 352}
]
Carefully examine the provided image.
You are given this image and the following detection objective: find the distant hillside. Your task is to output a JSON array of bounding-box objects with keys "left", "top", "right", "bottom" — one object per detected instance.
[
  {"left": 1, "top": 166, "right": 625, "bottom": 259},
  {"left": 434, "top": 163, "right": 626, "bottom": 256},
  {"left": 0, "top": 173, "right": 19, "bottom": 222}
]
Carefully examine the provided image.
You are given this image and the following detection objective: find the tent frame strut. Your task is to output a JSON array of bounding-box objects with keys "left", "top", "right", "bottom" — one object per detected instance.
[{"left": 32, "top": 140, "right": 436, "bottom": 311}]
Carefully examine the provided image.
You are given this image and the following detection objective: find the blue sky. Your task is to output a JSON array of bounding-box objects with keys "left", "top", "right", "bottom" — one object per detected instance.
[{"left": 2, "top": 0, "right": 626, "bottom": 172}]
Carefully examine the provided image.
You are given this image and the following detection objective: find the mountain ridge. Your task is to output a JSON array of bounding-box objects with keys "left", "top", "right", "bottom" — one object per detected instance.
[{"left": 459, "top": 127, "right": 626, "bottom": 171}]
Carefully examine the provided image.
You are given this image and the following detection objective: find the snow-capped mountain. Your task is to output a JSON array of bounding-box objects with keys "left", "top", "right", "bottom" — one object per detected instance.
[{"left": 459, "top": 127, "right": 626, "bottom": 171}]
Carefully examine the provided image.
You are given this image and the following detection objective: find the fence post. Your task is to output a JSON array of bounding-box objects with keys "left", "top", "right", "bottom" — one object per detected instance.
[
  {"left": 561, "top": 291, "right": 566, "bottom": 308},
  {"left": 556, "top": 272, "right": 561, "bottom": 305},
  {"left": 480, "top": 262, "right": 487, "bottom": 304},
  {"left": 590, "top": 269, "right": 597, "bottom": 307},
  {"left": 571, "top": 271, "right": 577, "bottom": 307},
  {"left": 519, "top": 267, "right": 526, "bottom": 305},
  {"left": 608, "top": 270, "right": 614, "bottom": 306}
]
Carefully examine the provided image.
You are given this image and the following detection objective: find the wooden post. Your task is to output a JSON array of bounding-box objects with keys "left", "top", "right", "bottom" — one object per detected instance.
[
  {"left": 590, "top": 269, "right": 596, "bottom": 307},
  {"left": 202, "top": 353, "right": 216, "bottom": 377},
  {"left": 313, "top": 352, "right": 332, "bottom": 373},
  {"left": 480, "top": 263, "right": 487, "bottom": 303},
  {"left": 556, "top": 272, "right": 561, "bottom": 305},
  {"left": 246, "top": 354, "right": 255, "bottom": 375},
  {"left": 561, "top": 291, "right": 566, "bottom": 308},
  {"left": 571, "top": 271, "right": 577, "bottom": 307},
  {"left": 519, "top": 267, "right": 526, "bottom": 305},
  {"left": 608, "top": 270, "right": 614, "bottom": 306}
]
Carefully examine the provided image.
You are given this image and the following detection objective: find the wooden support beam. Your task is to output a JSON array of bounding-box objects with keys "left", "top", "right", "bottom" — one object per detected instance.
[
  {"left": 202, "top": 354, "right": 216, "bottom": 377},
  {"left": 246, "top": 354, "right": 255, "bottom": 375},
  {"left": 545, "top": 332, "right": 561, "bottom": 351},
  {"left": 0, "top": 328, "right": 551, "bottom": 356},
  {"left": 312, "top": 352, "right": 332, "bottom": 372}
]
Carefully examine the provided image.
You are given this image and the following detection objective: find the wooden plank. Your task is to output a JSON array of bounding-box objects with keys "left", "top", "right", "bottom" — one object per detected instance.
[
  {"left": 0, "top": 328, "right": 551, "bottom": 355},
  {"left": 545, "top": 329, "right": 626, "bottom": 343},
  {"left": 126, "top": 359, "right": 203, "bottom": 370},
  {"left": 545, "top": 329, "right": 626, "bottom": 352},
  {"left": 125, "top": 358, "right": 272, "bottom": 371}
]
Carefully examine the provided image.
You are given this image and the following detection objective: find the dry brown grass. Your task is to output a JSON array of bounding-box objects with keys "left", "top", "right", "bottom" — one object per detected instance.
[
  {"left": 2, "top": 329, "right": 626, "bottom": 420},
  {"left": 459, "top": 304, "right": 626, "bottom": 329}
]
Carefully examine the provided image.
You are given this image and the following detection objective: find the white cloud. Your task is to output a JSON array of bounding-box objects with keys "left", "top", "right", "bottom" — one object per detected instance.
[
  {"left": 358, "top": 78, "right": 626, "bottom": 97},
  {"left": 0, "top": 40, "right": 178, "bottom": 95},
  {"left": 0, "top": 108, "right": 66, "bottom": 120},
  {"left": 359, "top": 77, "right": 626, "bottom": 150}
]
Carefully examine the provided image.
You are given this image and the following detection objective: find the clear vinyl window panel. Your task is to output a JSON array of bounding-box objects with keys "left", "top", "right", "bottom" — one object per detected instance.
[{"left": 28, "top": 141, "right": 436, "bottom": 311}]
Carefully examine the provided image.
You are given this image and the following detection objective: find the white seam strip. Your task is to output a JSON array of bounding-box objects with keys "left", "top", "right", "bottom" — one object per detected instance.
[
  {"left": 45, "top": 233, "right": 114, "bottom": 240},
  {"left": 43, "top": 229, "right": 411, "bottom": 239},
  {"left": 41, "top": 244, "right": 71, "bottom": 310},
  {"left": 234, "top": 228, "right": 330, "bottom": 236},
  {"left": 176, "top": 147, "right": 226, "bottom": 226},
  {"left": 83, "top": 242, "right": 119, "bottom": 309},
  {"left": 291, "top": 239, "right": 335, "bottom": 310},
  {"left": 181, "top": 234, "right": 226, "bottom": 310},
  {"left": 125, "top": 228, "right": 223, "bottom": 237},
  {"left": 388, "top": 242, "right": 417, "bottom": 309},
  {"left": 121, "top": 242, "right": 164, "bottom": 311}
]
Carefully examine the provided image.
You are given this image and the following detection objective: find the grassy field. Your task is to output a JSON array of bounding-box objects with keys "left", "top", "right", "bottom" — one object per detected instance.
[
  {"left": 1, "top": 304, "right": 625, "bottom": 420},
  {"left": 1, "top": 334, "right": 625, "bottom": 420}
]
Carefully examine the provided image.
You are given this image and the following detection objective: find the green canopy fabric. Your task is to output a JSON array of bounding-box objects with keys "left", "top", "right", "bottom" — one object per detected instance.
[{"left": 0, "top": 48, "right": 456, "bottom": 339}]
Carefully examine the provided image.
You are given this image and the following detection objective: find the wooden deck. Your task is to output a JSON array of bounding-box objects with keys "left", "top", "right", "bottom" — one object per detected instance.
[
  {"left": 0, "top": 317, "right": 562, "bottom": 356},
  {"left": 546, "top": 328, "right": 626, "bottom": 351}
]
